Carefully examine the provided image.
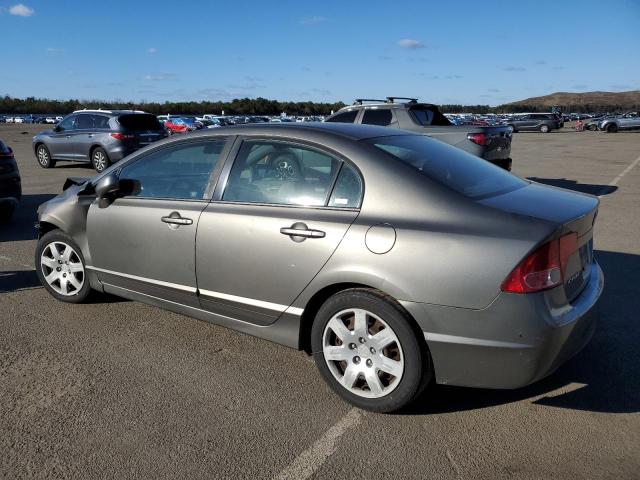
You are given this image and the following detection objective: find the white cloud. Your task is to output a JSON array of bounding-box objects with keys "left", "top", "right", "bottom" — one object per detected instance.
[
  {"left": 397, "top": 38, "right": 424, "bottom": 49},
  {"left": 9, "top": 4, "right": 34, "bottom": 16},
  {"left": 147, "top": 47, "right": 157, "bottom": 54}
]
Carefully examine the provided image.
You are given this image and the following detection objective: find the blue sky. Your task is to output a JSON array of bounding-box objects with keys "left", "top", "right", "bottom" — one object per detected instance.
[{"left": 1, "top": 0, "right": 639, "bottom": 105}]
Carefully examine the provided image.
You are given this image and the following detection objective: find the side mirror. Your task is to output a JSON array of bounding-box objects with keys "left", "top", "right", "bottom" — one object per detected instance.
[{"left": 95, "top": 173, "right": 120, "bottom": 208}]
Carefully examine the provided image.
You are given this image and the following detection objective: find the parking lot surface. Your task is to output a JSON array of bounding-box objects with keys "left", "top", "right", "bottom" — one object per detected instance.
[{"left": 1, "top": 124, "right": 639, "bottom": 479}]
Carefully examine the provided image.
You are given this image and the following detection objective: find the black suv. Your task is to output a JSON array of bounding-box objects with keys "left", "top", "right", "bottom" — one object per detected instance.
[
  {"left": 507, "top": 113, "right": 562, "bottom": 133},
  {"left": 325, "top": 98, "right": 513, "bottom": 170},
  {"left": 32, "top": 110, "right": 168, "bottom": 172},
  {"left": 0, "top": 139, "right": 21, "bottom": 223}
]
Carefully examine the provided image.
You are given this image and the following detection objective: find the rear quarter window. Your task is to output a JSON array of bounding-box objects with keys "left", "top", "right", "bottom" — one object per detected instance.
[{"left": 365, "top": 135, "right": 526, "bottom": 199}]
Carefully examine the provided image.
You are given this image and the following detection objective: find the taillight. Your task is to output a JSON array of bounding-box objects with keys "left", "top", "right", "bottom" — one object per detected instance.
[
  {"left": 501, "top": 233, "right": 579, "bottom": 294},
  {"left": 467, "top": 132, "right": 487, "bottom": 146},
  {"left": 110, "top": 133, "right": 135, "bottom": 141}
]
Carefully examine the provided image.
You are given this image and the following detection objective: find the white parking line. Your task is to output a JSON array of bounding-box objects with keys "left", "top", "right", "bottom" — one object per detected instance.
[
  {"left": 599, "top": 154, "right": 640, "bottom": 196},
  {"left": 274, "top": 408, "right": 363, "bottom": 480}
]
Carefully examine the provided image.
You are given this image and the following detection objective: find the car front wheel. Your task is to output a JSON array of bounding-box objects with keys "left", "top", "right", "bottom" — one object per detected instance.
[
  {"left": 36, "top": 144, "right": 56, "bottom": 168},
  {"left": 311, "top": 288, "right": 432, "bottom": 413},
  {"left": 540, "top": 124, "right": 550, "bottom": 133},
  {"left": 91, "top": 147, "right": 111, "bottom": 172},
  {"left": 35, "top": 230, "right": 92, "bottom": 303}
]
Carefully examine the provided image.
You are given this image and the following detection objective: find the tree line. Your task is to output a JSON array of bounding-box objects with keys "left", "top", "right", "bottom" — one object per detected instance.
[
  {"left": 1, "top": 95, "right": 637, "bottom": 116},
  {"left": 0, "top": 96, "right": 346, "bottom": 116}
]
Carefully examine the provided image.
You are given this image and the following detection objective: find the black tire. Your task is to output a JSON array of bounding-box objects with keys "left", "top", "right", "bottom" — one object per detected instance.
[
  {"left": 35, "top": 144, "right": 56, "bottom": 168},
  {"left": 587, "top": 124, "right": 598, "bottom": 131},
  {"left": 311, "top": 288, "right": 432, "bottom": 413},
  {"left": 540, "top": 124, "right": 550, "bottom": 133},
  {"left": 605, "top": 123, "right": 618, "bottom": 133},
  {"left": 91, "top": 147, "right": 111, "bottom": 172},
  {"left": 507, "top": 124, "right": 516, "bottom": 133},
  {"left": 35, "top": 230, "right": 92, "bottom": 303}
]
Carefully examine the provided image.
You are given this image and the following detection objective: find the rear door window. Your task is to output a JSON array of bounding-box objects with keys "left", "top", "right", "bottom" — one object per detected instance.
[
  {"left": 118, "top": 114, "right": 163, "bottom": 131},
  {"left": 223, "top": 140, "right": 342, "bottom": 207},
  {"left": 92, "top": 115, "right": 110, "bottom": 129},
  {"left": 362, "top": 109, "right": 393, "bottom": 126},
  {"left": 328, "top": 163, "right": 363, "bottom": 208},
  {"left": 325, "top": 110, "right": 358, "bottom": 123}
]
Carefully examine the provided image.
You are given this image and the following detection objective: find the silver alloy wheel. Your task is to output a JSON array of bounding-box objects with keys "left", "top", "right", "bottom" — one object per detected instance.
[
  {"left": 40, "top": 241, "right": 85, "bottom": 296},
  {"left": 540, "top": 125, "right": 549, "bottom": 133},
  {"left": 37, "top": 146, "right": 49, "bottom": 166},
  {"left": 93, "top": 150, "right": 107, "bottom": 171},
  {"left": 323, "top": 308, "right": 404, "bottom": 399}
]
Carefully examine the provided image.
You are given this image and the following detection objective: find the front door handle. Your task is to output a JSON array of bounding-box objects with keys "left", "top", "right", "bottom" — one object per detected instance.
[
  {"left": 280, "top": 222, "right": 325, "bottom": 242},
  {"left": 65, "top": 135, "right": 71, "bottom": 139},
  {"left": 161, "top": 211, "right": 193, "bottom": 228}
]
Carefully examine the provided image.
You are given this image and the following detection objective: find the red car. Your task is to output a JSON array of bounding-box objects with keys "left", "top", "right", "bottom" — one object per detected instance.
[{"left": 164, "top": 117, "right": 189, "bottom": 134}]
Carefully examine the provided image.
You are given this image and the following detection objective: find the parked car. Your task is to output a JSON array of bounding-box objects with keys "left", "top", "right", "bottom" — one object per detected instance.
[
  {"left": 507, "top": 113, "right": 562, "bottom": 133},
  {"left": 0, "top": 139, "right": 21, "bottom": 223},
  {"left": 325, "top": 97, "right": 513, "bottom": 170},
  {"left": 32, "top": 110, "right": 167, "bottom": 172},
  {"left": 164, "top": 117, "right": 190, "bottom": 134},
  {"left": 34, "top": 123, "right": 602, "bottom": 413},
  {"left": 599, "top": 113, "right": 640, "bottom": 133}
]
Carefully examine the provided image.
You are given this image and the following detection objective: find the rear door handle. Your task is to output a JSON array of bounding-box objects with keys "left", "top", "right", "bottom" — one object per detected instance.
[
  {"left": 161, "top": 212, "right": 193, "bottom": 227},
  {"left": 280, "top": 222, "right": 326, "bottom": 241}
]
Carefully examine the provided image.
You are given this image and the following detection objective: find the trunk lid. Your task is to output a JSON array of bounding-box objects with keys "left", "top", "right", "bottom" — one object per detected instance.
[{"left": 480, "top": 182, "right": 598, "bottom": 301}]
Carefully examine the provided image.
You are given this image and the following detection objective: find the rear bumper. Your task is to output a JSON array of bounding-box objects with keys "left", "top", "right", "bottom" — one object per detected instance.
[{"left": 401, "top": 261, "right": 603, "bottom": 389}]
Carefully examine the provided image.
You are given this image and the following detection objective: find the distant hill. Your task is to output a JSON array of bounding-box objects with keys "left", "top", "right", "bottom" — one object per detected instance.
[{"left": 499, "top": 90, "right": 640, "bottom": 112}]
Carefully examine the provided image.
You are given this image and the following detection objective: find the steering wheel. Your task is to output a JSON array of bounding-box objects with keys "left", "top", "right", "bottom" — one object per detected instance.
[{"left": 269, "top": 153, "right": 302, "bottom": 181}]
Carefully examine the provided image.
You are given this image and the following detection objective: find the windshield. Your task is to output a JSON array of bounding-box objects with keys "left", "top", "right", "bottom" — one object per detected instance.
[{"left": 364, "top": 135, "right": 526, "bottom": 199}]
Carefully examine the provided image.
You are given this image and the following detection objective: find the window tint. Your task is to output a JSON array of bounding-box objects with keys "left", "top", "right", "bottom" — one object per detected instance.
[
  {"left": 365, "top": 135, "right": 526, "bottom": 199},
  {"left": 329, "top": 163, "right": 363, "bottom": 208},
  {"left": 362, "top": 109, "right": 393, "bottom": 126},
  {"left": 75, "top": 114, "right": 94, "bottom": 129},
  {"left": 119, "top": 140, "right": 226, "bottom": 200},
  {"left": 325, "top": 110, "right": 358, "bottom": 123},
  {"left": 57, "top": 115, "right": 77, "bottom": 131},
  {"left": 92, "top": 115, "right": 110, "bottom": 128},
  {"left": 223, "top": 141, "right": 341, "bottom": 206},
  {"left": 118, "top": 114, "right": 163, "bottom": 131},
  {"left": 410, "top": 107, "right": 452, "bottom": 126}
]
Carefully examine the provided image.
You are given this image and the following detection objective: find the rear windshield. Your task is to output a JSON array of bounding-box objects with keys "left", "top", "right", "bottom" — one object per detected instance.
[
  {"left": 364, "top": 135, "right": 526, "bottom": 199},
  {"left": 117, "top": 114, "right": 163, "bottom": 131},
  {"left": 410, "top": 106, "right": 452, "bottom": 126}
]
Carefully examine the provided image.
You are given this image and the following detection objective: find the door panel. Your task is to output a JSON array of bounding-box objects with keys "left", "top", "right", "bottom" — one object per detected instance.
[
  {"left": 196, "top": 204, "right": 357, "bottom": 325},
  {"left": 87, "top": 198, "right": 205, "bottom": 307}
]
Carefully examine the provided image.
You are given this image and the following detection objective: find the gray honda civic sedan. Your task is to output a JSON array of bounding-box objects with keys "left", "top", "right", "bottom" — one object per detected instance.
[{"left": 35, "top": 123, "right": 603, "bottom": 412}]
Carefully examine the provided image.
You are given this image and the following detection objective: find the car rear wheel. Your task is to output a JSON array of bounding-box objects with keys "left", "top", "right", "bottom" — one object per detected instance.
[
  {"left": 540, "top": 124, "right": 550, "bottom": 133},
  {"left": 91, "top": 147, "right": 111, "bottom": 172},
  {"left": 35, "top": 230, "right": 92, "bottom": 303},
  {"left": 606, "top": 123, "right": 618, "bottom": 133},
  {"left": 507, "top": 124, "right": 516, "bottom": 133},
  {"left": 311, "top": 288, "right": 432, "bottom": 413},
  {"left": 36, "top": 144, "right": 55, "bottom": 168}
]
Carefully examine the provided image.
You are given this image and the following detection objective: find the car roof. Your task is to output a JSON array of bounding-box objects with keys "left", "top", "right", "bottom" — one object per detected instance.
[{"left": 184, "top": 122, "right": 411, "bottom": 141}]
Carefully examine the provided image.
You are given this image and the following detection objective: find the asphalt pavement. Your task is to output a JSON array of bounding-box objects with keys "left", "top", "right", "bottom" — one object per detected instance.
[{"left": 1, "top": 124, "right": 639, "bottom": 479}]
